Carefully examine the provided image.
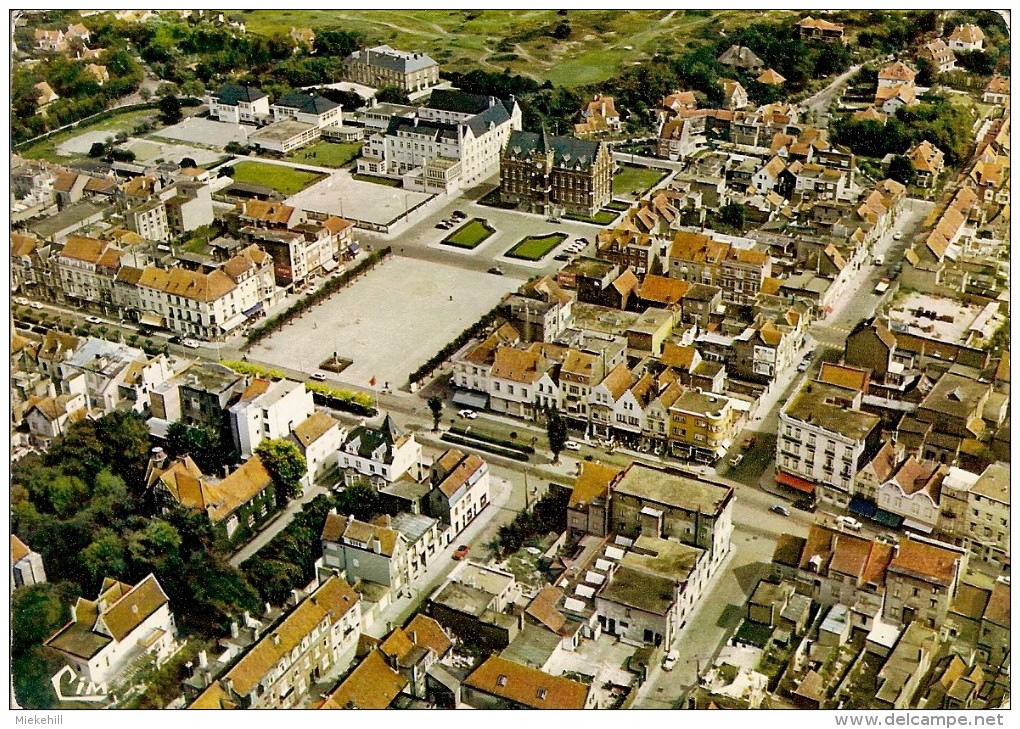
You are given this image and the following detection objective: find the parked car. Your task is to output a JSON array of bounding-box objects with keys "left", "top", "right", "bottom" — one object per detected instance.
[
  {"left": 836, "top": 515, "right": 863, "bottom": 531},
  {"left": 452, "top": 210, "right": 467, "bottom": 220},
  {"left": 14, "top": 297, "right": 28, "bottom": 306},
  {"left": 576, "top": 237, "right": 589, "bottom": 245},
  {"left": 168, "top": 335, "right": 183, "bottom": 345},
  {"left": 741, "top": 435, "right": 757, "bottom": 450},
  {"left": 547, "top": 216, "right": 561, "bottom": 223},
  {"left": 770, "top": 504, "right": 791, "bottom": 517},
  {"left": 457, "top": 409, "right": 477, "bottom": 419},
  {"left": 893, "top": 232, "right": 903, "bottom": 241},
  {"left": 873, "top": 254, "right": 885, "bottom": 265},
  {"left": 728, "top": 454, "right": 744, "bottom": 468},
  {"left": 85, "top": 316, "right": 102, "bottom": 324},
  {"left": 435, "top": 222, "right": 449, "bottom": 229},
  {"left": 793, "top": 497, "right": 816, "bottom": 513},
  {"left": 487, "top": 266, "right": 504, "bottom": 275},
  {"left": 874, "top": 277, "right": 890, "bottom": 295},
  {"left": 554, "top": 254, "right": 570, "bottom": 261},
  {"left": 182, "top": 338, "right": 201, "bottom": 349},
  {"left": 564, "top": 440, "right": 581, "bottom": 451},
  {"left": 797, "top": 358, "right": 811, "bottom": 373},
  {"left": 30, "top": 302, "right": 43, "bottom": 310},
  {"left": 310, "top": 373, "right": 327, "bottom": 381},
  {"left": 453, "top": 544, "right": 471, "bottom": 560},
  {"left": 662, "top": 649, "right": 679, "bottom": 672}
]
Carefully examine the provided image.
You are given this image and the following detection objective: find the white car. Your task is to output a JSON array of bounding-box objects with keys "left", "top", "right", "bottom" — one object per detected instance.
[
  {"left": 893, "top": 232, "right": 903, "bottom": 241},
  {"left": 728, "top": 454, "right": 744, "bottom": 468},
  {"left": 14, "top": 297, "right": 29, "bottom": 306},
  {"left": 836, "top": 515, "right": 863, "bottom": 531},
  {"left": 310, "top": 373, "right": 327, "bottom": 382},
  {"left": 662, "top": 649, "right": 679, "bottom": 671},
  {"left": 181, "top": 338, "right": 201, "bottom": 349},
  {"left": 457, "top": 409, "right": 477, "bottom": 419},
  {"left": 85, "top": 316, "right": 102, "bottom": 324},
  {"left": 30, "top": 302, "right": 44, "bottom": 310},
  {"left": 564, "top": 440, "right": 581, "bottom": 451}
]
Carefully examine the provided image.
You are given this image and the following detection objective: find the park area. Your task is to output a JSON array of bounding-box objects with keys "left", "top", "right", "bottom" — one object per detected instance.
[
  {"left": 286, "top": 141, "right": 362, "bottom": 168},
  {"left": 230, "top": 160, "right": 326, "bottom": 195},
  {"left": 505, "top": 232, "right": 568, "bottom": 261},
  {"left": 442, "top": 218, "right": 495, "bottom": 249},
  {"left": 246, "top": 256, "right": 522, "bottom": 388},
  {"left": 612, "top": 163, "right": 667, "bottom": 198}
]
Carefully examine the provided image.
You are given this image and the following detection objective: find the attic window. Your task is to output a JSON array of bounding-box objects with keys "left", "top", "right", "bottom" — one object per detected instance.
[
  {"left": 948, "top": 388, "right": 963, "bottom": 402},
  {"left": 496, "top": 674, "right": 508, "bottom": 687},
  {"left": 536, "top": 688, "right": 548, "bottom": 700}
]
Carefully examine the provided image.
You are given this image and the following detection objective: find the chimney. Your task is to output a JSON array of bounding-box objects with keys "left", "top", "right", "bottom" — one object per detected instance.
[
  {"left": 230, "top": 621, "right": 239, "bottom": 639},
  {"left": 291, "top": 588, "right": 302, "bottom": 606},
  {"left": 197, "top": 650, "right": 208, "bottom": 669},
  {"left": 46, "top": 381, "right": 57, "bottom": 398},
  {"left": 271, "top": 633, "right": 281, "bottom": 646},
  {"left": 265, "top": 602, "right": 272, "bottom": 616},
  {"left": 184, "top": 661, "right": 194, "bottom": 678}
]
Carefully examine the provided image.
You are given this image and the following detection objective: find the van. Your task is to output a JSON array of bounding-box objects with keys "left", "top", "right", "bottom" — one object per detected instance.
[{"left": 836, "top": 515, "right": 863, "bottom": 531}]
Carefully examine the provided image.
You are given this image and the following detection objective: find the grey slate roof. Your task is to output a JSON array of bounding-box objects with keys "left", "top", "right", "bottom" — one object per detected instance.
[
  {"left": 213, "top": 83, "right": 267, "bottom": 106},
  {"left": 347, "top": 45, "right": 438, "bottom": 74},
  {"left": 274, "top": 91, "right": 340, "bottom": 115},
  {"left": 504, "top": 130, "right": 605, "bottom": 171}
]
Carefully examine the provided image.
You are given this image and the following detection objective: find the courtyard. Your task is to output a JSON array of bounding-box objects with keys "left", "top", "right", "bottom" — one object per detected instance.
[
  {"left": 247, "top": 256, "right": 522, "bottom": 387},
  {"left": 285, "top": 168, "right": 432, "bottom": 227},
  {"left": 151, "top": 117, "right": 250, "bottom": 148}
]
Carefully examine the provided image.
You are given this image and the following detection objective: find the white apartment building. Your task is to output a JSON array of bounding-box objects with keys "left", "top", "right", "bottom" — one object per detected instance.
[
  {"left": 56, "top": 235, "right": 122, "bottom": 306},
  {"left": 358, "top": 89, "right": 521, "bottom": 193},
  {"left": 208, "top": 84, "right": 270, "bottom": 124},
  {"left": 338, "top": 414, "right": 422, "bottom": 484},
  {"left": 291, "top": 411, "right": 345, "bottom": 489},
  {"left": 776, "top": 380, "right": 881, "bottom": 502},
  {"left": 229, "top": 378, "right": 315, "bottom": 459},
  {"left": 270, "top": 92, "right": 343, "bottom": 128},
  {"left": 425, "top": 449, "right": 491, "bottom": 538},
  {"left": 963, "top": 462, "right": 1009, "bottom": 566}
]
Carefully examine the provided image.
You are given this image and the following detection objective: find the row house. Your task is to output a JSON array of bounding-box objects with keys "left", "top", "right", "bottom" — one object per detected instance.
[
  {"left": 610, "top": 463, "right": 734, "bottom": 573},
  {"left": 290, "top": 411, "right": 345, "bottom": 488},
  {"left": 11, "top": 233, "right": 53, "bottom": 293},
  {"left": 135, "top": 266, "right": 239, "bottom": 340},
  {"left": 876, "top": 456, "right": 949, "bottom": 536},
  {"left": 488, "top": 346, "right": 551, "bottom": 420},
  {"left": 788, "top": 160, "right": 849, "bottom": 201},
  {"left": 148, "top": 361, "right": 244, "bottom": 435},
  {"left": 190, "top": 576, "right": 362, "bottom": 709},
  {"left": 59, "top": 336, "right": 175, "bottom": 415},
  {"left": 501, "top": 276, "right": 573, "bottom": 343},
  {"left": 668, "top": 387, "right": 736, "bottom": 463},
  {"left": 424, "top": 449, "right": 490, "bottom": 538},
  {"left": 776, "top": 378, "right": 882, "bottom": 504},
  {"left": 320, "top": 513, "right": 411, "bottom": 593},
  {"left": 667, "top": 230, "right": 772, "bottom": 306},
  {"left": 55, "top": 235, "right": 122, "bottom": 308},
  {"left": 463, "top": 656, "right": 595, "bottom": 710},
  {"left": 227, "top": 377, "right": 314, "bottom": 458},
  {"left": 450, "top": 323, "right": 521, "bottom": 402},
  {"left": 940, "top": 462, "right": 1009, "bottom": 567}
]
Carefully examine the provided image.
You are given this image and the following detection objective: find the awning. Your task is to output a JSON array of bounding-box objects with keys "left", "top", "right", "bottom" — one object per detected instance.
[
  {"left": 139, "top": 313, "right": 165, "bottom": 328},
  {"left": 903, "top": 518, "right": 933, "bottom": 534},
  {"left": 849, "top": 496, "right": 878, "bottom": 519},
  {"left": 243, "top": 301, "right": 264, "bottom": 318},
  {"left": 452, "top": 389, "right": 488, "bottom": 409},
  {"left": 322, "top": 259, "right": 339, "bottom": 273},
  {"left": 775, "top": 470, "right": 816, "bottom": 495},
  {"left": 222, "top": 312, "right": 247, "bottom": 331},
  {"left": 873, "top": 510, "right": 904, "bottom": 529}
]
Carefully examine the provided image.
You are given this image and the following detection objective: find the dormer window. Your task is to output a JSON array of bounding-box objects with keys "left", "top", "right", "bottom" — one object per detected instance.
[
  {"left": 496, "top": 674, "right": 508, "bottom": 687},
  {"left": 536, "top": 688, "right": 548, "bottom": 700}
]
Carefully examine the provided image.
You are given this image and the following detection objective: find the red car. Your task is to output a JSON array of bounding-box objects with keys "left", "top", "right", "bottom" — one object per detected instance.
[{"left": 452, "top": 544, "right": 471, "bottom": 561}]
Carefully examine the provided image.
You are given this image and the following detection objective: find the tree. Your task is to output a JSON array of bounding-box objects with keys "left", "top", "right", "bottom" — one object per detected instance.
[
  {"left": 887, "top": 154, "right": 917, "bottom": 186},
  {"left": 256, "top": 438, "right": 307, "bottom": 507},
  {"left": 11, "top": 583, "right": 77, "bottom": 657},
  {"left": 376, "top": 86, "right": 410, "bottom": 105},
  {"left": 166, "top": 422, "right": 227, "bottom": 473},
  {"left": 81, "top": 530, "right": 128, "bottom": 588},
  {"left": 427, "top": 395, "right": 443, "bottom": 432},
  {"left": 546, "top": 407, "right": 568, "bottom": 464},
  {"left": 88, "top": 141, "right": 107, "bottom": 158},
  {"left": 333, "top": 483, "right": 382, "bottom": 522},
  {"left": 914, "top": 57, "right": 936, "bottom": 88},
  {"left": 179, "top": 156, "right": 197, "bottom": 169},
  {"left": 158, "top": 94, "right": 182, "bottom": 125},
  {"left": 139, "top": 86, "right": 152, "bottom": 102},
  {"left": 719, "top": 202, "right": 747, "bottom": 231}
]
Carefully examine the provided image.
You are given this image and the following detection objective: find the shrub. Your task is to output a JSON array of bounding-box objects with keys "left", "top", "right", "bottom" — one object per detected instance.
[
  {"left": 448, "top": 426, "right": 534, "bottom": 453},
  {"left": 440, "top": 433, "right": 530, "bottom": 462},
  {"left": 408, "top": 305, "right": 504, "bottom": 385}
]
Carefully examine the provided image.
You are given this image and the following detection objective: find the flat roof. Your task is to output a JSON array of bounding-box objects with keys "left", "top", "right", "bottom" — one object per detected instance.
[
  {"left": 784, "top": 380, "right": 880, "bottom": 441},
  {"left": 613, "top": 463, "right": 731, "bottom": 515},
  {"left": 250, "top": 120, "right": 317, "bottom": 143}
]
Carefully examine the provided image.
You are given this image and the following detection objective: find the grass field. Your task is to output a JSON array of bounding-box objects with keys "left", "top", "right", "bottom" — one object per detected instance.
[
  {"left": 442, "top": 218, "right": 496, "bottom": 249},
  {"left": 287, "top": 141, "right": 362, "bottom": 168},
  {"left": 612, "top": 163, "right": 667, "bottom": 197},
  {"left": 237, "top": 9, "right": 792, "bottom": 88},
  {"left": 505, "top": 232, "right": 568, "bottom": 260},
  {"left": 231, "top": 161, "right": 326, "bottom": 195},
  {"left": 565, "top": 210, "right": 618, "bottom": 225},
  {"left": 19, "top": 108, "right": 158, "bottom": 162}
]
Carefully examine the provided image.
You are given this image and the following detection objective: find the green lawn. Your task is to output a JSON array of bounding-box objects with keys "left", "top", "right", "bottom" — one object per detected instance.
[
  {"left": 231, "top": 161, "right": 325, "bottom": 195},
  {"left": 442, "top": 218, "right": 495, "bottom": 249},
  {"left": 505, "top": 232, "right": 568, "bottom": 261},
  {"left": 565, "top": 210, "right": 619, "bottom": 225},
  {"left": 352, "top": 172, "right": 402, "bottom": 187},
  {"left": 286, "top": 141, "right": 362, "bottom": 168},
  {"left": 19, "top": 108, "right": 159, "bottom": 163},
  {"left": 612, "top": 163, "right": 667, "bottom": 197}
]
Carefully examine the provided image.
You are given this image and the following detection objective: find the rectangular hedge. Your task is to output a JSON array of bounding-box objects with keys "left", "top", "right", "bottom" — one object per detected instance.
[
  {"left": 448, "top": 426, "right": 535, "bottom": 453},
  {"left": 441, "top": 433, "right": 531, "bottom": 462},
  {"left": 505, "top": 232, "right": 568, "bottom": 261}
]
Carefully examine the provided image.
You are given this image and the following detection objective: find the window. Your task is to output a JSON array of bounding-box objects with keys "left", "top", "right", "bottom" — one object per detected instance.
[
  {"left": 496, "top": 674, "right": 508, "bottom": 687},
  {"left": 536, "top": 688, "right": 548, "bottom": 700}
]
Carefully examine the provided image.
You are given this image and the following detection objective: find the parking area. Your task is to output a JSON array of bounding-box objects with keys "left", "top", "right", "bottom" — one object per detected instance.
[
  {"left": 285, "top": 169, "right": 432, "bottom": 227},
  {"left": 246, "top": 256, "right": 522, "bottom": 387},
  {"left": 123, "top": 137, "right": 224, "bottom": 166}
]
